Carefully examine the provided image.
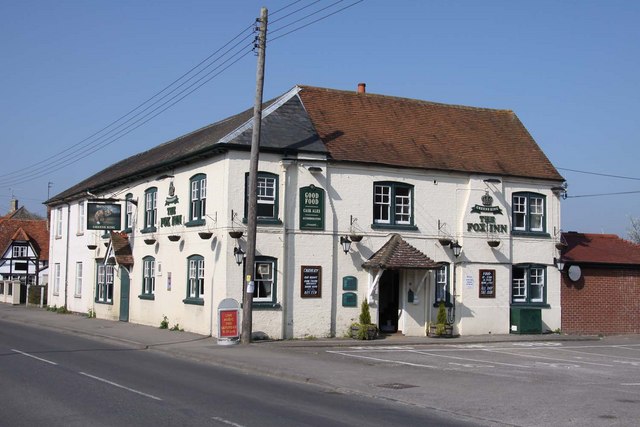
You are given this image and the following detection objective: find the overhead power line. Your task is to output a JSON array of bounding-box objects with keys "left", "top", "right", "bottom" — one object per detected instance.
[
  {"left": 566, "top": 189, "right": 640, "bottom": 199},
  {"left": 0, "top": 1, "right": 366, "bottom": 189},
  {"left": 558, "top": 167, "right": 640, "bottom": 181}
]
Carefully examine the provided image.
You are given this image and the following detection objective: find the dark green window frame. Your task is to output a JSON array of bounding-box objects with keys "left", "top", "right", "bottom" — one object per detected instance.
[
  {"left": 245, "top": 256, "right": 279, "bottom": 309},
  {"left": 512, "top": 192, "right": 547, "bottom": 235},
  {"left": 511, "top": 264, "right": 548, "bottom": 306},
  {"left": 141, "top": 187, "right": 157, "bottom": 233},
  {"left": 372, "top": 181, "right": 416, "bottom": 230},
  {"left": 183, "top": 254, "right": 205, "bottom": 305},
  {"left": 433, "top": 263, "right": 452, "bottom": 307},
  {"left": 244, "top": 172, "right": 281, "bottom": 225},
  {"left": 186, "top": 173, "right": 206, "bottom": 227},
  {"left": 95, "top": 262, "right": 114, "bottom": 305},
  {"left": 124, "top": 193, "right": 134, "bottom": 233},
  {"left": 139, "top": 256, "right": 155, "bottom": 300}
]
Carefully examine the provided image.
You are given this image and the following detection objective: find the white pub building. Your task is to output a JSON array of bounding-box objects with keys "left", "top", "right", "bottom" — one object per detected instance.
[{"left": 46, "top": 84, "right": 565, "bottom": 339}]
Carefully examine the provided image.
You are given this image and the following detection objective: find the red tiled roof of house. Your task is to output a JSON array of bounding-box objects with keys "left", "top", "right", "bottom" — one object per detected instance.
[
  {"left": 362, "top": 233, "right": 441, "bottom": 270},
  {"left": 0, "top": 218, "right": 49, "bottom": 261},
  {"left": 562, "top": 232, "right": 640, "bottom": 266},
  {"left": 298, "top": 85, "right": 563, "bottom": 181}
]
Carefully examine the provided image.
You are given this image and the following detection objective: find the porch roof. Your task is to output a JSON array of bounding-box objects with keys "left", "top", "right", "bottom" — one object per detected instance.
[{"left": 362, "top": 234, "right": 441, "bottom": 270}]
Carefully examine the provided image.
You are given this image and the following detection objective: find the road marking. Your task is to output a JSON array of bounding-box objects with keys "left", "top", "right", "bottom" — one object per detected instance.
[
  {"left": 79, "top": 372, "right": 162, "bottom": 401},
  {"left": 512, "top": 342, "right": 563, "bottom": 347},
  {"left": 410, "top": 350, "right": 530, "bottom": 368},
  {"left": 328, "top": 351, "right": 439, "bottom": 369},
  {"left": 212, "top": 416, "right": 246, "bottom": 427},
  {"left": 449, "top": 362, "right": 494, "bottom": 368},
  {"left": 348, "top": 346, "right": 414, "bottom": 350},
  {"left": 621, "top": 383, "right": 640, "bottom": 386},
  {"left": 11, "top": 349, "right": 57, "bottom": 365},
  {"left": 484, "top": 349, "right": 614, "bottom": 367},
  {"left": 550, "top": 347, "right": 640, "bottom": 362}
]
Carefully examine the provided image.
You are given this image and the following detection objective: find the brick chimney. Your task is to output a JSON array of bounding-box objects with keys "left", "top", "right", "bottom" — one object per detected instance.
[
  {"left": 9, "top": 198, "right": 18, "bottom": 213},
  {"left": 357, "top": 82, "right": 366, "bottom": 94}
]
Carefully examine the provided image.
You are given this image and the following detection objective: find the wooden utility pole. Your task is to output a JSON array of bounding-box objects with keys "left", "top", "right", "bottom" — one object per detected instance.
[{"left": 241, "top": 7, "right": 268, "bottom": 344}]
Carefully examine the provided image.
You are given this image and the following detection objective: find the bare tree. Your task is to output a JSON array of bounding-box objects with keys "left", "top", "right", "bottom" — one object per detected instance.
[{"left": 628, "top": 216, "right": 640, "bottom": 244}]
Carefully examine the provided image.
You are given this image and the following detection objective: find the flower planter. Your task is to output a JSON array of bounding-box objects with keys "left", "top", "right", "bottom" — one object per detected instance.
[
  {"left": 198, "top": 232, "right": 213, "bottom": 240},
  {"left": 168, "top": 235, "right": 181, "bottom": 242},
  {"left": 428, "top": 323, "right": 454, "bottom": 338},
  {"left": 350, "top": 324, "right": 379, "bottom": 340},
  {"left": 487, "top": 240, "right": 500, "bottom": 248},
  {"left": 144, "top": 238, "right": 156, "bottom": 245},
  {"left": 87, "top": 244, "right": 97, "bottom": 250},
  {"left": 229, "top": 230, "right": 243, "bottom": 239},
  {"left": 349, "top": 234, "right": 363, "bottom": 242},
  {"left": 438, "top": 238, "right": 452, "bottom": 246}
]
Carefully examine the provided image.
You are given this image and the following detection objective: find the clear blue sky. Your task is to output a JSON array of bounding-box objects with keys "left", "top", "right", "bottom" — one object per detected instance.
[{"left": 2, "top": 0, "right": 639, "bottom": 237}]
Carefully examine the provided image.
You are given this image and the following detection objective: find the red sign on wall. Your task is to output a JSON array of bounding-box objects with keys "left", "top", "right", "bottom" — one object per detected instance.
[{"left": 219, "top": 309, "right": 239, "bottom": 338}]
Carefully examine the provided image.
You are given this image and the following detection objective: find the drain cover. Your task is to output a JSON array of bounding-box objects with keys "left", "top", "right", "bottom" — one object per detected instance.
[{"left": 376, "top": 383, "right": 418, "bottom": 390}]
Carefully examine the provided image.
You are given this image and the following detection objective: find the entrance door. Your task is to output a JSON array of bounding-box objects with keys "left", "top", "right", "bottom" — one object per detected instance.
[
  {"left": 378, "top": 270, "right": 400, "bottom": 333},
  {"left": 119, "top": 267, "right": 130, "bottom": 322}
]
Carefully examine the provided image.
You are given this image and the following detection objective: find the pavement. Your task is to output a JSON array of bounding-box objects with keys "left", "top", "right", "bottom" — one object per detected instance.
[{"left": 0, "top": 303, "right": 599, "bottom": 390}]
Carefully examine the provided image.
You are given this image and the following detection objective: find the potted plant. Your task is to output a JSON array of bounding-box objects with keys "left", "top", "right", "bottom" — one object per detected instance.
[
  {"left": 438, "top": 237, "right": 452, "bottom": 246},
  {"left": 350, "top": 299, "right": 378, "bottom": 340},
  {"left": 349, "top": 234, "right": 363, "bottom": 242},
  {"left": 87, "top": 244, "right": 97, "bottom": 250},
  {"left": 168, "top": 234, "right": 181, "bottom": 242},
  {"left": 229, "top": 230, "right": 243, "bottom": 239},
  {"left": 429, "top": 302, "right": 454, "bottom": 337},
  {"left": 487, "top": 239, "right": 500, "bottom": 248},
  {"left": 144, "top": 237, "right": 157, "bottom": 245}
]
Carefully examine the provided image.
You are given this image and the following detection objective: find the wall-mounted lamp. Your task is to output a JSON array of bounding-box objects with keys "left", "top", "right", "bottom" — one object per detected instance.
[
  {"left": 554, "top": 257, "right": 565, "bottom": 272},
  {"left": 308, "top": 166, "right": 323, "bottom": 174},
  {"left": 340, "top": 236, "right": 352, "bottom": 254},
  {"left": 551, "top": 184, "right": 568, "bottom": 200},
  {"left": 450, "top": 241, "right": 462, "bottom": 258},
  {"left": 234, "top": 246, "right": 245, "bottom": 266}
]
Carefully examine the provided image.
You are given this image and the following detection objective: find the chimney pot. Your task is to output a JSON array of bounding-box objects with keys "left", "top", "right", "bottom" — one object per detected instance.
[
  {"left": 357, "top": 82, "right": 366, "bottom": 94},
  {"left": 9, "top": 199, "right": 18, "bottom": 213}
]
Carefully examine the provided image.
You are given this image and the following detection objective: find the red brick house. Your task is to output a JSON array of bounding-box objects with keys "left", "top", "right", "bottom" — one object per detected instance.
[{"left": 560, "top": 232, "right": 640, "bottom": 334}]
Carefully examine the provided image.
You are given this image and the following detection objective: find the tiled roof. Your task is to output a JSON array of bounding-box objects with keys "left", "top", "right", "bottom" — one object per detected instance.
[
  {"left": 297, "top": 86, "right": 563, "bottom": 181},
  {"left": 0, "top": 218, "right": 49, "bottom": 261},
  {"left": 562, "top": 232, "right": 640, "bottom": 266},
  {"left": 362, "top": 233, "right": 441, "bottom": 270},
  {"left": 48, "top": 84, "right": 562, "bottom": 204},
  {"left": 110, "top": 231, "right": 134, "bottom": 267},
  {"left": 3, "top": 206, "right": 43, "bottom": 220}
]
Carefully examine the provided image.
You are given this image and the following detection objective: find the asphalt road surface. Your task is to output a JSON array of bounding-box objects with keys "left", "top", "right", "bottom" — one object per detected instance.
[{"left": 0, "top": 321, "right": 478, "bottom": 427}]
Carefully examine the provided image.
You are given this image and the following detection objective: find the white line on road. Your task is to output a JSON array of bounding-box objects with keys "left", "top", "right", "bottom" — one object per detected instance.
[
  {"left": 410, "top": 350, "right": 531, "bottom": 368},
  {"left": 621, "top": 383, "right": 640, "bottom": 386},
  {"left": 212, "top": 416, "right": 246, "bottom": 427},
  {"left": 11, "top": 349, "right": 58, "bottom": 365},
  {"left": 79, "top": 372, "right": 162, "bottom": 401},
  {"left": 484, "top": 349, "right": 614, "bottom": 367},
  {"left": 327, "top": 351, "right": 440, "bottom": 369}
]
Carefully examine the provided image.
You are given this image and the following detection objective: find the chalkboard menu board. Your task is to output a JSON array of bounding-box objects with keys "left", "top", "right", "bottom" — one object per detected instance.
[
  {"left": 301, "top": 265, "right": 322, "bottom": 298},
  {"left": 479, "top": 269, "right": 495, "bottom": 298}
]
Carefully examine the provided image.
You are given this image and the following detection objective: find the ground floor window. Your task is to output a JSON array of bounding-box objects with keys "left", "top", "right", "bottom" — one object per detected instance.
[
  {"left": 434, "top": 264, "right": 450, "bottom": 305},
  {"left": 251, "top": 256, "right": 277, "bottom": 306},
  {"left": 184, "top": 255, "right": 204, "bottom": 305},
  {"left": 142, "top": 256, "right": 155, "bottom": 298},
  {"left": 96, "top": 263, "right": 114, "bottom": 304},
  {"left": 512, "top": 264, "right": 546, "bottom": 305}
]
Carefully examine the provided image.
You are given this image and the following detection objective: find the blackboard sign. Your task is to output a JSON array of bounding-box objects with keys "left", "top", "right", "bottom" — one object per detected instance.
[
  {"left": 301, "top": 265, "right": 322, "bottom": 298},
  {"left": 479, "top": 269, "right": 496, "bottom": 298}
]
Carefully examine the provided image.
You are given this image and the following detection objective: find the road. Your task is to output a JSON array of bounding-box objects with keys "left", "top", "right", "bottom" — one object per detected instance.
[{"left": 0, "top": 321, "right": 477, "bottom": 427}]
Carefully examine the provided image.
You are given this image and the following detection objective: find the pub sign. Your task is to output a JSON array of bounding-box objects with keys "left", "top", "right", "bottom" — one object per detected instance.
[{"left": 299, "top": 185, "right": 324, "bottom": 230}]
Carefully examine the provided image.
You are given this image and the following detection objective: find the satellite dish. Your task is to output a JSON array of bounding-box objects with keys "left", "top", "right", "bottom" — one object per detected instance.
[{"left": 568, "top": 265, "right": 582, "bottom": 282}]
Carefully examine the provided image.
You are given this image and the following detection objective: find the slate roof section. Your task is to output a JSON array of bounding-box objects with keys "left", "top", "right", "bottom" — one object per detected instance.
[
  {"left": 297, "top": 86, "right": 563, "bottom": 181},
  {"left": 562, "top": 232, "right": 640, "bottom": 266},
  {"left": 109, "top": 231, "right": 134, "bottom": 267},
  {"left": 48, "top": 84, "right": 562, "bottom": 204},
  {"left": 362, "top": 233, "right": 441, "bottom": 270},
  {"left": 3, "top": 206, "right": 43, "bottom": 220}
]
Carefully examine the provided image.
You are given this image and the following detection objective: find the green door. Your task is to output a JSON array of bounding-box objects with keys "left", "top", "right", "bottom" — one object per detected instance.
[{"left": 119, "top": 267, "right": 130, "bottom": 322}]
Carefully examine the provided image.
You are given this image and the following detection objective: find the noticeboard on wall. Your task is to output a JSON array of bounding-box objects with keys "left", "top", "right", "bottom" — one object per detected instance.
[
  {"left": 87, "top": 203, "right": 122, "bottom": 230},
  {"left": 479, "top": 269, "right": 496, "bottom": 298},
  {"left": 301, "top": 265, "right": 322, "bottom": 298},
  {"left": 299, "top": 185, "right": 325, "bottom": 230}
]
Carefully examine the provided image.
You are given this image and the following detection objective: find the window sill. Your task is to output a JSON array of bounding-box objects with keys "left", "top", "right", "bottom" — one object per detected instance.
[
  {"left": 183, "top": 297, "right": 204, "bottom": 306},
  {"left": 511, "top": 231, "right": 550, "bottom": 238},
  {"left": 140, "top": 226, "right": 157, "bottom": 234},
  {"left": 185, "top": 219, "right": 206, "bottom": 228},
  {"left": 242, "top": 218, "right": 283, "bottom": 226},
  {"left": 94, "top": 300, "right": 113, "bottom": 305},
  {"left": 510, "top": 303, "right": 550, "bottom": 309},
  {"left": 371, "top": 223, "right": 418, "bottom": 231},
  {"left": 139, "top": 294, "right": 155, "bottom": 300}
]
